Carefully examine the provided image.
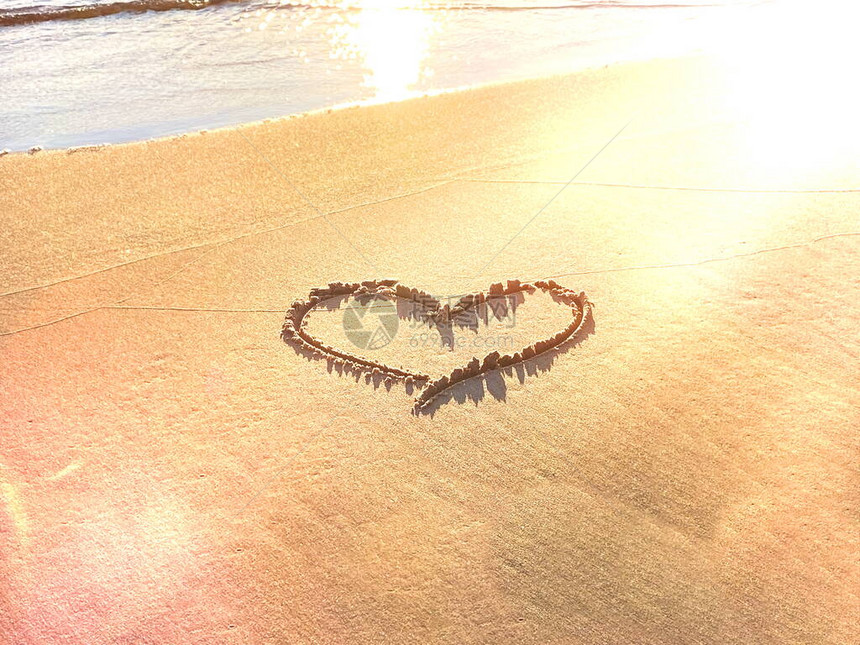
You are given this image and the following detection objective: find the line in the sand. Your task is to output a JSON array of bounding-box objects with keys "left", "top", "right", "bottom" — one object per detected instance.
[
  {"left": 470, "top": 116, "right": 636, "bottom": 282},
  {"left": 0, "top": 180, "right": 454, "bottom": 301},
  {"left": 530, "top": 231, "right": 860, "bottom": 282},
  {"left": 109, "top": 305, "right": 284, "bottom": 313},
  {"left": 5, "top": 231, "right": 858, "bottom": 336},
  {"left": 460, "top": 178, "right": 860, "bottom": 193},
  {"left": 0, "top": 240, "right": 222, "bottom": 300},
  {"left": 235, "top": 129, "right": 380, "bottom": 273},
  {"left": 11, "top": 174, "right": 849, "bottom": 304}
]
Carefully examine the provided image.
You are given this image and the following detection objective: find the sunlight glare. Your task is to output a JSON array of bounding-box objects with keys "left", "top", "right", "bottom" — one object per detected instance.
[
  {"left": 713, "top": 0, "right": 860, "bottom": 178},
  {"left": 329, "top": 0, "right": 437, "bottom": 102}
]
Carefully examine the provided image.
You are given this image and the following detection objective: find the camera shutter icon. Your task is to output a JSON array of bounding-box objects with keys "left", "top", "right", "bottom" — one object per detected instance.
[{"left": 342, "top": 295, "right": 399, "bottom": 350}]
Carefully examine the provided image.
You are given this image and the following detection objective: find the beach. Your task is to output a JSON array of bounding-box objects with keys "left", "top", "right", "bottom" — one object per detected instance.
[{"left": 1, "top": 55, "right": 858, "bottom": 643}]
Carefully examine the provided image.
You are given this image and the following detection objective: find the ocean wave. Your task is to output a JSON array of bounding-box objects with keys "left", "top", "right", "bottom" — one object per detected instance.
[
  {"left": 0, "top": 0, "right": 242, "bottom": 27},
  {"left": 0, "top": 0, "right": 722, "bottom": 28}
]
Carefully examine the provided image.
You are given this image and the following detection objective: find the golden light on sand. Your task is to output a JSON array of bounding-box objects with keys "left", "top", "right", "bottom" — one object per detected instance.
[
  {"left": 329, "top": 0, "right": 436, "bottom": 102},
  {"left": 7, "top": 476, "right": 201, "bottom": 641},
  {"left": 0, "top": 475, "right": 28, "bottom": 548},
  {"left": 4, "top": 0, "right": 860, "bottom": 640}
]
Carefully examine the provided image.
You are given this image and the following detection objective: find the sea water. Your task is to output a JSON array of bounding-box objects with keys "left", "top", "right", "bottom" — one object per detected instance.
[{"left": 0, "top": 0, "right": 807, "bottom": 150}]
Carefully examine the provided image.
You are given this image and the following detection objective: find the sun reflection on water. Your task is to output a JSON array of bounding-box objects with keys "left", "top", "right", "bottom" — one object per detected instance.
[
  {"left": 236, "top": 0, "right": 440, "bottom": 103},
  {"left": 328, "top": 0, "right": 438, "bottom": 102}
]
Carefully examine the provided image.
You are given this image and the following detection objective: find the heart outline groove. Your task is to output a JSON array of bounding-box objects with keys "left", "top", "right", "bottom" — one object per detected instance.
[{"left": 280, "top": 279, "right": 593, "bottom": 414}]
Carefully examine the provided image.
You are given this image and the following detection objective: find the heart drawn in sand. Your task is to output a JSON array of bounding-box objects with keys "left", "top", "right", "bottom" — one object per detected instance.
[{"left": 281, "top": 279, "right": 592, "bottom": 413}]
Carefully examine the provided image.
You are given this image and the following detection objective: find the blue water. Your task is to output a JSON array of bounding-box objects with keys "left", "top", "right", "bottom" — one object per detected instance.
[{"left": 0, "top": 0, "right": 777, "bottom": 150}]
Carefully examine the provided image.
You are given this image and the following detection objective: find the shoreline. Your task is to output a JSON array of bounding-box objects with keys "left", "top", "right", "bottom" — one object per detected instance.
[{"left": 1, "top": 53, "right": 706, "bottom": 156}]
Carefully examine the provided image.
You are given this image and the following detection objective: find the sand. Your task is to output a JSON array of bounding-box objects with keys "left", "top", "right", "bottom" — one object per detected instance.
[{"left": 1, "top": 56, "right": 858, "bottom": 644}]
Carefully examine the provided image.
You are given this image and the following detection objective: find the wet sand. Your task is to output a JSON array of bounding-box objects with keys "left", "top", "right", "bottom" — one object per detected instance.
[{"left": 1, "top": 56, "right": 858, "bottom": 643}]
